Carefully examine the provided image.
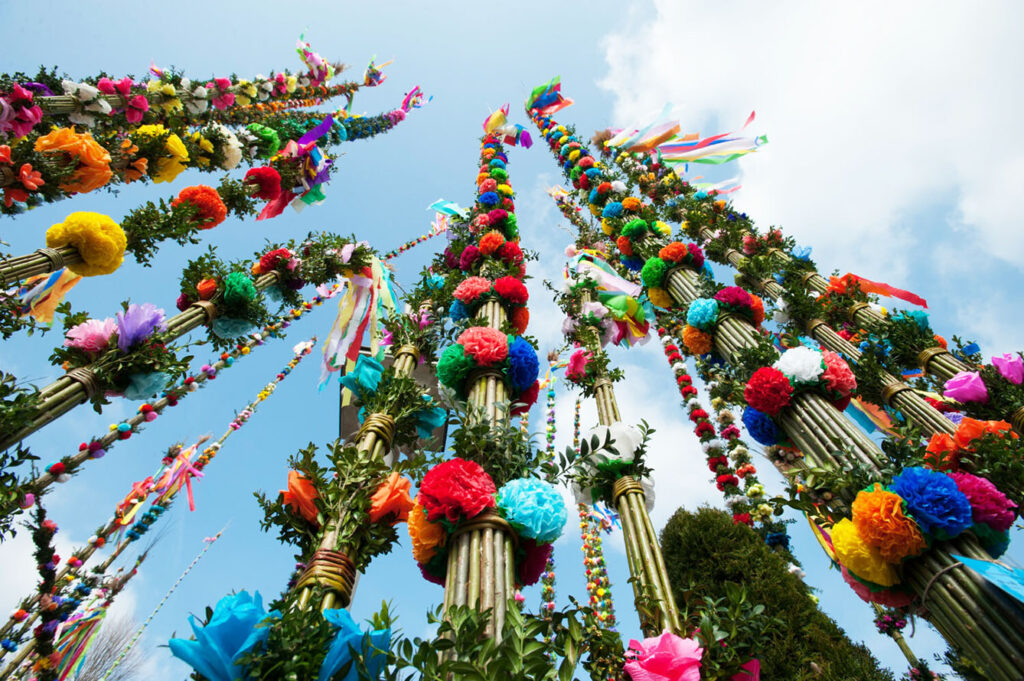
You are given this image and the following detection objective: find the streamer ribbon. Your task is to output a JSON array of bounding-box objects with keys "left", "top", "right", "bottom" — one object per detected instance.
[
  {"left": 483, "top": 103, "right": 532, "bottom": 148},
  {"left": 658, "top": 111, "right": 767, "bottom": 166},
  {"left": 827, "top": 273, "right": 928, "bottom": 308},
  {"left": 14, "top": 268, "right": 82, "bottom": 323},
  {"left": 526, "top": 76, "right": 574, "bottom": 115},
  {"left": 341, "top": 355, "right": 446, "bottom": 439}
]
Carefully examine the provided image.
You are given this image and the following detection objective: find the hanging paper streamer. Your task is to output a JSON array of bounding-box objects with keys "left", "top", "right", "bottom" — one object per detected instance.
[
  {"left": 427, "top": 198, "right": 468, "bottom": 218},
  {"left": 657, "top": 111, "right": 767, "bottom": 167},
  {"left": 320, "top": 256, "right": 397, "bottom": 387},
  {"left": 482, "top": 103, "right": 533, "bottom": 148},
  {"left": 604, "top": 103, "right": 681, "bottom": 153},
  {"left": 51, "top": 604, "right": 107, "bottom": 680},
  {"left": 525, "top": 76, "right": 574, "bottom": 116},
  {"left": 256, "top": 116, "right": 336, "bottom": 220},
  {"left": 827, "top": 273, "right": 928, "bottom": 309},
  {"left": 13, "top": 268, "right": 82, "bottom": 323},
  {"left": 400, "top": 86, "right": 431, "bottom": 112},
  {"left": 566, "top": 247, "right": 651, "bottom": 347}
]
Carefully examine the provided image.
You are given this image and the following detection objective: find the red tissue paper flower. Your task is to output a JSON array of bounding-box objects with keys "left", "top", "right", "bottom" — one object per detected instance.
[
  {"left": 510, "top": 306, "right": 530, "bottom": 335},
  {"left": 744, "top": 367, "right": 793, "bottom": 416},
  {"left": 494, "top": 276, "right": 528, "bottom": 305},
  {"left": 498, "top": 241, "right": 523, "bottom": 265},
  {"left": 171, "top": 185, "right": 227, "bottom": 229},
  {"left": 458, "top": 326, "right": 508, "bottom": 365},
  {"left": 419, "top": 458, "right": 496, "bottom": 523},
  {"left": 518, "top": 538, "right": 554, "bottom": 586},
  {"left": 511, "top": 380, "right": 539, "bottom": 416},
  {"left": 243, "top": 166, "right": 282, "bottom": 201},
  {"left": 257, "top": 248, "right": 293, "bottom": 274}
]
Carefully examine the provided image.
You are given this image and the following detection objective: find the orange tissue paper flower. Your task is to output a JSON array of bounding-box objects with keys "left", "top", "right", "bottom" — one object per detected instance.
[
  {"left": 851, "top": 483, "right": 927, "bottom": 563},
  {"left": 682, "top": 325, "right": 713, "bottom": 355},
  {"left": 34, "top": 127, "right": 113, "bottom": 194},
  {"left": 280, "top": 470, "right": 319, "bottom": 526},
  {"left": 408, "top": 500, "right": 446, "bottom": 564},
  {"left": 369, "top": 472, "right": 414, "bottom": 524},
  {"left": 621, "top": 196, "right": 642, "bottom": 212},
  {"left": 172, "top": 185, "right": 228, "bottom": 229},
  {"left": 479, "top": 231, "right": 506, "bottom": 256}
]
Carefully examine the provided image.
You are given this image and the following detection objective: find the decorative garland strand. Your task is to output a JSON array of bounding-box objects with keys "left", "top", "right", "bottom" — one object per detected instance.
[
  {"left": 0, "top": 341, "right": 315, "bottom": 659},
  {"left": 578, "top": 504, "right": 616, "bottom": 630},
  {"left": 96, "top": 531, "right": 224, "bottom": 681},
  {"left": 539, "top": 359, "right": 559, "bottom": 616}
]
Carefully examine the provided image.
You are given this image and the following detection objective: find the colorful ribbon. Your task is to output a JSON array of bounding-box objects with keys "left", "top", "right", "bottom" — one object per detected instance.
[
  {"left": 14, "top": 268, "right": 82, "bottom": 323},
  {"left": 827, "top": 273, "right": 928, "bottom": 309},
  {"left": 525, "top": 76, "right": 574, "bottom": 115}
]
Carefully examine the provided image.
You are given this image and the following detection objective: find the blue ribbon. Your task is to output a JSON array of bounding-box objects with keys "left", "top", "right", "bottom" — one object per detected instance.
[{"left": 953, "top": 342, "right": 981, "bottom": 361}]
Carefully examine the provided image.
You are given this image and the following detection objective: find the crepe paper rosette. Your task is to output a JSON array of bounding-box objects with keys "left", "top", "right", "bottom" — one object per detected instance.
[
  {"left": 409, "top": 459, "right": 565, "bottom": 587},
  {"left": 743, "top": 346, "right": 856, "bottom": 424},
  {"left": 436, "top": 327, "right": 540, "bottom": 413},
  {"left": 832, "top": 466, "right": 1017, "bottom": 596}
]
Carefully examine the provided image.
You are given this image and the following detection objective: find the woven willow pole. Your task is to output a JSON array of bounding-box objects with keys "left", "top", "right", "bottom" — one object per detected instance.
[
  {"left": 662, "top": 262, "right": 1024, "bottom": 679},
  {"left": 575, "top": 290, "right": 681, "bottom": 636},
  {"left": 0, "top": 247, "right": 80, "bottom": 287},
  {"left": 0, "top": 272, "right": 280, "bottom": 452},
  {"left": 442, "top": 298, "right": 516, "bottom": 639},
  {"left": 686, "top": 238, "right": 957, "bottom": 438},
  {"left": 293, "top": 343, "right": 419, "bottom": 613}
]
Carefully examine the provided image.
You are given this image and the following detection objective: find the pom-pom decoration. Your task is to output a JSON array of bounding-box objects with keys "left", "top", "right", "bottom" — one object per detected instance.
[{"left": 496, "top": 478, "right": 567, "bottom": 543}]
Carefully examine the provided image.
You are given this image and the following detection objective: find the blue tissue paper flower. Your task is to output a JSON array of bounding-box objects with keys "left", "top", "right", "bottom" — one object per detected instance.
[
  {"left": 585, "top": 168, "right": 602, "bottom": 179},
  {"left": 319, "top": 608, "right": 391, "bottom": 681},
  {"left": 686, "top": 298, "right": 720, "bottom": 332},
  {"left": 169, "top": 591, "right": 276, "bottom": 681},
  {"left": 449, "top": 300, "right": 468, "bottom": 321},
  {"left": 212, "top": 316, "right": 255, "bottom": 340},
  {"left": 588, "top": 189, "right": 600, "bottom": 204},
  {"left": 742, "top": 406, "right": 780, "bottom": 446},
  {"left": 601, "top": 202, "right": 624, "bottom": 218},
  {"left": 894, "top": 310, "right": 930, "bottom": 331},
  {"left": 426, "top": 274, "right": 445, "bottom": 289},
  {"left": 508, "top": 336, "right": 540, "bottom": 392},
  {"left": 489, "top": 158, "right": 506, "bottom": 169},
  {"left": 123, "top": 372, "right": 168, "bottom": 400},
  {"left": 889, "top": 466, "right": 973, "bottom": 540},
  {"left": 622, "top": 256, "right": 643, "bottom": 271},
  {"left": 478, "top": 191, "right": 499, "bottom": 206},
  {"left": 792, "top": 246, "right": 813, "bottom": 261},
  {"left": 497, "top": 478, "right": 567, "bottom": 543}
]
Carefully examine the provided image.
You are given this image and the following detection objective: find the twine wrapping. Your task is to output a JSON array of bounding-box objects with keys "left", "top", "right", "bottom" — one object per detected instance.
[
  {"left": 451, "top": 509, "right": 519, "bottom": 550},
  {"left": 356, "top": 413, "right": 396, "bottom": 451},
  {"left": 917, "top": 346, "right": 950, "bottom": 373},
  {"left": 66, "top": 367, "right": 99, "bottom": 401},
  {"left": 295, "top": 549, "right": 356, "bottom": 607},
  {"left": 848, "top": 302, "right": 871, "bottom": 320},
  {"left": 611, "top": 476, "right": 645, "bottom": 505},
  {"left": 880, "top": 381, "right": 914, "bottom": 407},
  {"left": 188, "top": 300, "right": 218, "bottom": 324},
  {"left": 34, "top": 248, "right": 66, "bottom": 270}
]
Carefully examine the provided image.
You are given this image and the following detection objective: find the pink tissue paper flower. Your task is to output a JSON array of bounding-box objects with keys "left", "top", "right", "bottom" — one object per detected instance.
[
  {"left": 624, "top": 631, "right": 703, "bottom": 681},
  {"left": 64, "top": 318, "right": 116, "bottom": 354},
  {"left": 943, "top": 371, "right": 989, "bottom": 404},
  {"left": 458, "top": 326, "right": 507, "bottom": 366},
  {"left": 991, "top": 353, "right": 1023, "bottom": 385}
]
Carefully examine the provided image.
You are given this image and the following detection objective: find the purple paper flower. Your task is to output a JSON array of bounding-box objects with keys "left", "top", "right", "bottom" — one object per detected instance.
[
  {"left": 116, "top": 303, "right": 166, "bottom": 352},
  {"left": 943, "top": 371, "right": 989, "bottom": 404},
  {"left": 991, "top": 353, "right": 1023, "bottom": 385}
]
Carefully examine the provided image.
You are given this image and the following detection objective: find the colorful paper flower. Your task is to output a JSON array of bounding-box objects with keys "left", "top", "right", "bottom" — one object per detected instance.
[
  {"left": 43, "top": 211, "right": 126, "bottom": 277},
  {"left": 948, "top": 471, "right": 1018, "bottom": 533},
  {"left": 840, "top": 566, "right": 915, "bottom": 607},
  {"left": 408, "top": 501, "right": 446, "bottom": 564},
  {"left": 744, "top": 367, "right": 793, "bottom": 416},
  {"left": 773, "top": 346, "right": 824, "bottom": 385},
  {"left": 318, "top": 607, "right": 390, "bottom": 681},
  {"left": 418, "top": 458, "right": 496, "bottom": 523},
  {"left": 821, "top": 349, "right": 857, "bottom": 397},
  {"left": 168, "top": 591, "right": 273, "bottom": 681},
  {"left": 64, "top": 318, "right": 116, "bottom": 354},
  {"left": 889, "top": 467, "right": 973, "bottom": 539},
  {"left": 991, "top": 353, "right": 1023, "bottom": 385},
  {"left": 172, "top": 186, "right": 228, "bottom": 229},
  {"left": 624, "top": 630, "right": 703, "bottom": 681},
  {"left": 681, "top": 325, "right": 713, "bottom": 355},
  {"left": 685, "top": 299, "right": 719, "bottom": 332},
  {"left": 453, "top": 276, "right": 492, "bottom": 304},
  {"left": 713, "top": 286, "right": 752, "bottom": 310},
  {"left": 243, "top": 166, "right": 282, "bottom": 200},
  {"left": 507, "top": 336, "right": 539, "bottom": 392},
  {"left": 33, "top": 127, "right": 112, "bottom": 193},
  {"left": 458, "top": 326, "right": 508, "bottom": 366},
  {"left": 943, "top": 371, "right": 989, "bottom": 404},
  {"left": 494, "top": 276, "right": 528, "bottom": 305},
  {"left": 518, "top": 538, "right": 553, "bottom": 586},
  {"left": 280, "top": 470, "right": 319, "bottom": 526},
  {"left": 496, "top": 478, "right": 566, "bottom": 543},
  {"left": 566, "top": 347, "right": 592, "bottom": 381},
  {"left": 115, "top": 303, "right": 166, "bottom": 352},
  {"left": 368, "top": 472, "right": 414, "bottom": 524},
  {"left": 437, "top": 344, "right": 475, "bottom": 392},
  {"left": 851, "top": 484, "right": 927, "bottom": 562},
  {"left": 831, "top": 518, "right": 898, "bottom": 587}
]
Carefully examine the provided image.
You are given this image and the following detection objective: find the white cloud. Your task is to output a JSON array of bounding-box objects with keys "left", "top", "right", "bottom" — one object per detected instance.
[{"left": 598, "top": 1, "right": 1024, "bottom": 276}]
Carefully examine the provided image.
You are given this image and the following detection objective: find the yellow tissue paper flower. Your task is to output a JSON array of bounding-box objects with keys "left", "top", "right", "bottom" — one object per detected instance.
[
  {"left": 647, "top": 287, "right": 673, "bottom": 309},
  {"left": 46, "top": 212, "right": 126, "bottom": 276},
  {"left": 831, "top": 518, "right": 899, "bottom": 587}
]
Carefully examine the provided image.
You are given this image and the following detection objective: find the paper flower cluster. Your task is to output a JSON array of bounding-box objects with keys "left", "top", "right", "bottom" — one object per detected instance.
[
  {"left": 678, "top": 290, "right": 765, "bottom": 356},
  {"left": 451, "top": 276, "right": 529, "bottom": 332},
  {"left": 744, "top": 346, "right": 856, "bottom": 419},
  {"left": 641, "top": 241, "right": 705, "bottom": 293},
  {"left": 835, "top": 466, "right": 1017, "bottom": 598},
  {"left": 410, "top": 460, "right": 565, "bottom": 588},
  {"left": 437, "top": 327, "right": 540, "bottom": 412}
]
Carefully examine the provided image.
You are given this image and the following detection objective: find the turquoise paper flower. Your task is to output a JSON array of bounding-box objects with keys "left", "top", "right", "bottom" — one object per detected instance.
[{"left": 497, "top": 478, "right": 567, "bottom": 543}]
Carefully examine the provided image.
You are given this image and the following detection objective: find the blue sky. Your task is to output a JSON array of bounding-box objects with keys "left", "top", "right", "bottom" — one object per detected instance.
[{"left": 2, "top": 2, "right": 1022, "bottom": 679}]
